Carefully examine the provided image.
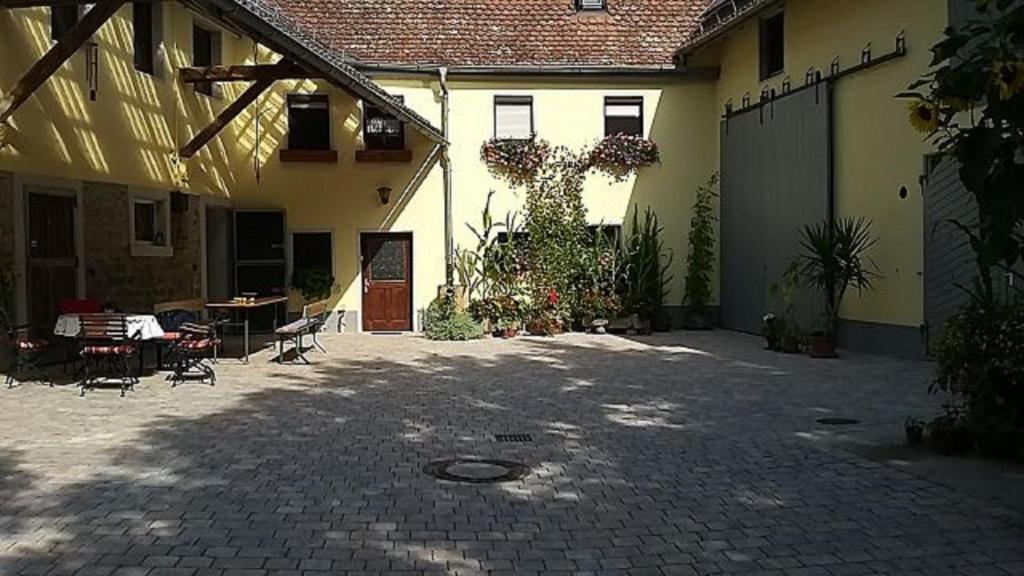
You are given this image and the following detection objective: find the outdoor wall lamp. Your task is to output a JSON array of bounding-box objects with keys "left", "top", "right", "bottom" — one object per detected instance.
[{"left": 377, "top": 186, "right": 393, "bottom": 206}]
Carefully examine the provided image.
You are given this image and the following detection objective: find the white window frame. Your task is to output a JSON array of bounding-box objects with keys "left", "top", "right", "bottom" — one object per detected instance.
[
  {"left": 129, "top": 188, "right": 173, "bottom": 257},
  {"left": 494, "top": 95, "right": 535, "bottom": 141}
]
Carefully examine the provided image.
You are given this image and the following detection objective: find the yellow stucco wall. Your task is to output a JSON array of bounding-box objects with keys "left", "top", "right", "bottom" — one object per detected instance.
[
  {"left": 695, "top": 0, "right": 947, "bottom": 328},
  {"left": 429, "top": 77, "right": 719, "bottom": 307}
]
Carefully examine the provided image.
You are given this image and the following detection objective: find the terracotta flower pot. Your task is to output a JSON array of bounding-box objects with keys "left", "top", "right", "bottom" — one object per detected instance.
[{"left": 808, "top": 333, "right": 838, "bottom": 358}]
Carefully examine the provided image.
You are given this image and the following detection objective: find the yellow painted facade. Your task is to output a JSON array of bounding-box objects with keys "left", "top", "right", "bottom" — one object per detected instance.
[
  {"left": 1, "top": 0, "right": 952, "bottom": 336},
  {"left": 691, "top": 0, "right": 948, "bottom": 328}
]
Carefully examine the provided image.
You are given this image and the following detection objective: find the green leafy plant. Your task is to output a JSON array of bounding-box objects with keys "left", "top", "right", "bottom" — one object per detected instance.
[
  {"left": 683, "top": 174, "right": 719, "bottom": 325},
  {"left": 903, "top": 0, "right": 1024, "bottom": 310},
  {"left": 932, "top": 301, "right": 1024, "bottom": 459},
  {"left": 767, "top": 262, "right": 807, "bottom": 353},
  {"left": 621, "top": 205, "right": 673, "bottom": 324},
  {"left": 589, "top": 133, "right": 660, "bottom": 182},
  {"left": 291, "top": 268, "right": 335, "bottom": 302},
  {"left": 424, "top": 295, "right": 484, "bottom": 341},
  {"left": 795, "top": 217, "right": 880, "bottom": 338}
]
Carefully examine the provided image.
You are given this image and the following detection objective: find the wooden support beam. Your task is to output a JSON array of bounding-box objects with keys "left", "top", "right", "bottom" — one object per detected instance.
[
  {"left": 0, "top": 0, "right": 126, "bottom": 125},
  {"left": 179, "top": 78, "right": 273, "bottom": 158},
  {"left": 179, "top": 62, "right": 322, "bottom": 84},
  {"left": 1, "top": 0, "right": 159, "bottom": 6}
]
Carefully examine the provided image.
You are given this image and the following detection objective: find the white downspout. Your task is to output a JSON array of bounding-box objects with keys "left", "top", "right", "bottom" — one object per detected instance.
[{"left": 439, "top": 67, "right": 454, "bottom": 286}]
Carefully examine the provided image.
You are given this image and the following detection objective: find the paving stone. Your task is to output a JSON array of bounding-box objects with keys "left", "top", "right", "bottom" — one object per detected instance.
[{"left": 0, "top": 333, "right": 1022, "bottom": 576}]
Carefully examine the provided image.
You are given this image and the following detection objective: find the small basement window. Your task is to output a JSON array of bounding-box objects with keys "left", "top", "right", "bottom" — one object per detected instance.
[
  {"left": 130, "top": 190, "right": 172, "bottom": 257},
  {"left": 760, "top": 11, "right": 785, "bottom": 80},
  {"left": 51, "top": 6, "right": 79, "bottom": 41},
  {"left": 133, "top": 2, "right": 156, "bottom": 75},
  {"left": 192, "top": 23, "right": 220, "bottom": 96},
  {"left": 364, "top": 97, "right": 405, "bottom": 151},
  {"left": 494, "top": 96, "right": 534, "bottom": 141},
  {"left": 604, "top": 97, "right": 643, "bottom": 137},
  {"left": 287, "top": 94, "right": 331, "bottom": 151}
]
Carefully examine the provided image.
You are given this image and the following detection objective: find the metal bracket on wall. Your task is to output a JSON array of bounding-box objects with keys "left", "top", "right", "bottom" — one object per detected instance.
[{"left": 722, "top": 30, "right": 908, "bottom": 120}]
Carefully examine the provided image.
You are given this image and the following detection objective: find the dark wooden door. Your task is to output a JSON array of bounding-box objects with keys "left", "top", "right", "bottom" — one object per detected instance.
[
  {"left": 26, "top": 191, "right": 78, "bottom": 331},
  {"left": 361, "top": 233, "right": 412, "bottom": 332}
]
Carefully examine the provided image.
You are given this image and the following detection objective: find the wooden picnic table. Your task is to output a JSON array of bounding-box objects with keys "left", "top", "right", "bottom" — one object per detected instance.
[{"left": 206, "top": 296, "right": 288, "bottom": 363}]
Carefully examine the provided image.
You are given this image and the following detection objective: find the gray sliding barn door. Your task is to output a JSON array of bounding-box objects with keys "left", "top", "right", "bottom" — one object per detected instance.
[
  {"left": 923, "top": 154, "right": 1022, "bottom": 351},
  {"left": 720, "top": 85, "right": 831, "bottom": 334}
]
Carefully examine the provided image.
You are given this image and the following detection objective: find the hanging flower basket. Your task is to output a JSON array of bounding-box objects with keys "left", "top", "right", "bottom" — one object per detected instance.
[
  {"left": 481, "top": 137, "right": 550, "bottom": 186},
  {"left": 589, "top": 134, "right": 660, "bottom": 182}
]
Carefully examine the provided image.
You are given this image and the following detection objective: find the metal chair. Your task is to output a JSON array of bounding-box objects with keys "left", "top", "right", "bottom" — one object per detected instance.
[
  {"left": 3, "top": 325, "right": 52, "bottom": 389},
  {"left": 78, "top": 314, "right": 139, "bottom": 397},
  {"left": 167, "top": 322, "right": 220, "bottom": 386}
]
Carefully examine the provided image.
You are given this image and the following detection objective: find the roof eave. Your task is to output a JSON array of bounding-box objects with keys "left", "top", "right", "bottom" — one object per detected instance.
[
  {"left": 676, "top": 0, "right": 780, "bottom": 59},
  {"left": 192, "top": 0, "right": 446, "bottom": 144}
]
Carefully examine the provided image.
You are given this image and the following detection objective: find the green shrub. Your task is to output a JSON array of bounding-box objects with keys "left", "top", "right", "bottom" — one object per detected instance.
[
  {"left": 683, "top": 174, "right": 718, "bottom": 313},
  {"left": 424, "top": 296, "right": 485, "bottom": 341},
  {"left": 932, "top": 302, "right": 1024, "bottom": 459}
]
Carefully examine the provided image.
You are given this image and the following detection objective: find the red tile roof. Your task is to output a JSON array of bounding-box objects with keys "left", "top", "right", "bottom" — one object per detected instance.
[{"left": 265, "top": 0, "right": 710, "bottom": 69}]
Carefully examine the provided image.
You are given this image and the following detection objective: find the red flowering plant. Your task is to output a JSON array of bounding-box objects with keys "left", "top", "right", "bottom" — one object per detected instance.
[
  {"left": 588, "top": 133, "right": 660, "bottom": 182},
  {"left": 526, "top": 287, "right": 566, "bottom": 336},
  {"left": 480, "top": 137, "right": 551, "bottom": 186}
]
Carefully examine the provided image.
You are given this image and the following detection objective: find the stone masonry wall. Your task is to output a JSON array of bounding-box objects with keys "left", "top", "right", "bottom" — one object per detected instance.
[{"left": 83, "top": 181, "right": 202, "bottom": 312}]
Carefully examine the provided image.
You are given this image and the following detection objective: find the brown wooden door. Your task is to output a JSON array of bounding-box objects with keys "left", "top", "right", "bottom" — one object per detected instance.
[
  {"left": 361, "top": 233, "right": 412, "bottom": 332},
  {"left": 26, "top": 191, "right": 78, "bottom": 332}
]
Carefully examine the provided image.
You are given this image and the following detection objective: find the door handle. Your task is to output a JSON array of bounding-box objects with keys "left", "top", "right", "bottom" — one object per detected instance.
[{"left": 364, "top": 277, "right": 370, "bottom": 294}]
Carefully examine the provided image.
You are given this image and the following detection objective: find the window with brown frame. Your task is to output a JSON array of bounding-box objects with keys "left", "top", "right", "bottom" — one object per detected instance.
[
  {"left": 364, "top": 97, "right": 406, "bottom": 151},
  {"left": 287, "top": 94, "right": 332, "bottom": 151}
]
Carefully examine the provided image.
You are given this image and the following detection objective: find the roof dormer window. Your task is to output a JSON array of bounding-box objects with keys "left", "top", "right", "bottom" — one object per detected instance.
[{"left": 576, "top": 0, "right": 607, "bottom": 12}]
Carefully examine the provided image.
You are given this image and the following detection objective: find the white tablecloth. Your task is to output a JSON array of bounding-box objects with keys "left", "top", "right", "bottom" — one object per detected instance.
[{"left": 53, "top": 314, "right": 166, "bottom": 340}]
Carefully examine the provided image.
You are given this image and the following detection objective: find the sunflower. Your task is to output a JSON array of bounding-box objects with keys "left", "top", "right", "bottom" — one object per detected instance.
[
  {"left": 992, "top": 60, "right": 1024, "bottom": 101},
  {"left": 908, "top": 99, "right": 940, "bottom": 134}
]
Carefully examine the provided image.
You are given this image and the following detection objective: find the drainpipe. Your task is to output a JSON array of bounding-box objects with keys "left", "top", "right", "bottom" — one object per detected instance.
[{"left": 439, "top": 67, "right": 454, "bottom": 286}]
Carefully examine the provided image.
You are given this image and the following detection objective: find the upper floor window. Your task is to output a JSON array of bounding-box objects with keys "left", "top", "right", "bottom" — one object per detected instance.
[
  {"left": 133, "top": 2, "right": 155, "bottom": 75},
  {"left": 494, "top": 96, "right": 533, "bottom": 141},
  {"left": 604, "top": 96, "right": 643, "bottom": 137},
  {"left": 575, "top": 0, "right": 607, "bottom": 11},
  {"left": 192, "top": 23, "right": 221, "bottom": 96},
  {"left": 287, "top": 94, "right": 331, "bottom": 151},
  {"left": 51, "top": 6, "right": 79, "bottom": 41},
  {"left": 364, "top": 97, "right": 406, "bottom": 151},
  {"left": 759, "top": 11, "right": 785, "bottom": 80}
]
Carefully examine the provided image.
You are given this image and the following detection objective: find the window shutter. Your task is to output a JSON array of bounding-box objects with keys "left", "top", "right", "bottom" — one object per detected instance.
[{"left": 495, "top": 97, "right": 533, "bottom": 140}]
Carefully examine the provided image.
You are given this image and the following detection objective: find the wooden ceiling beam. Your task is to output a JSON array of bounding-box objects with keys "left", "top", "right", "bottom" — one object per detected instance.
[
  {"left": 179, "top": 62, "right": 324, "bottom": 84},
  {"left": 0, "top": 0, "right": 158, "bottom": 7},
  {"left": 178, "top": 78, "right": 273, "bottom": 159},
  {"left": 0, "top": 0, "right": 126, "bottom": 125}
]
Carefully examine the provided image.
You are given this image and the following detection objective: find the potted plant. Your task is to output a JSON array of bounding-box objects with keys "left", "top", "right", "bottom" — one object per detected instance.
[
  {"left": 767, "top": 263, "right": 805, "bottom": 354},
  {"left": 795, "top": 217, "right": 879, "bottom": 358},
  {"left": 928, "top": 412, "right": 975, "bottom": 456},
  {"left": 762, "top": 313, "right": 781, "bottom": 351},
  {"left": 620, "top": 205, "right": 673, "bottom": 333},
  {"left": 905, "top": 417, "right": 925, "bottom": 446},
  {"left": 682, "top": 174, "right": 718, "bottom": 330}
]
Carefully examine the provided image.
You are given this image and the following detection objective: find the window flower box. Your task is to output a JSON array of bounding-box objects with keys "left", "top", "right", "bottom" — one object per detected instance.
[
  {"left": 480, "top": 137, "right": 550, "bottom": 186},
  {"left": 589, "top": 133, "right": 660, "bottom": 182}
]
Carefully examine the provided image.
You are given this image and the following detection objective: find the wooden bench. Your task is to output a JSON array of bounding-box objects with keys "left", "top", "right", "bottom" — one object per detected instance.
[{"left": 275, "top": 300, "right": 329, "bottom": 364}]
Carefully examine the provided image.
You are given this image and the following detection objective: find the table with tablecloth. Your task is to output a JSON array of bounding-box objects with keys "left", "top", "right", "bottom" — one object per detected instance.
[{"left": 54, "top": 314, "right": 165, "bottom": 340}]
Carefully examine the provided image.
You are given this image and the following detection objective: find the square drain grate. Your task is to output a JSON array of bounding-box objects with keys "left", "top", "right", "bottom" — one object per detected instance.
[{"left": 495, "top": 434, "right": 533, "bottom": 443}]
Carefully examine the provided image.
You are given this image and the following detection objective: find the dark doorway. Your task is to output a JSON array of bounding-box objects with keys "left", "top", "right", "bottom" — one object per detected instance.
[
  {"left": 361, "top": 232, "right": 413, "bottom": 332},
  {"left": 26, "top": 189, "right": 78, "bottom": 333}
]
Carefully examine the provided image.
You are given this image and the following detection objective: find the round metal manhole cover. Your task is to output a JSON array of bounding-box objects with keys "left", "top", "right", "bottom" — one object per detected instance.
[
  {"left": 816, "top": 418, "right": 862, "bottom": 426},
  {"left": 423, "top": 458, "right": 529, "bottom": 484}
]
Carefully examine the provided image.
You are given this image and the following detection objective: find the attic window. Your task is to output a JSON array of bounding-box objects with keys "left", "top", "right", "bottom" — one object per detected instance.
[{"left": 576, "top": 0, "right": 607, "bottom": 11}]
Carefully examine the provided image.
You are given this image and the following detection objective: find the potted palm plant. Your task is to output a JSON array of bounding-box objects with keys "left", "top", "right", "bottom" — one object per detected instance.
[{"left": 795, "top": 217, "right": 880, "bottom": 358}]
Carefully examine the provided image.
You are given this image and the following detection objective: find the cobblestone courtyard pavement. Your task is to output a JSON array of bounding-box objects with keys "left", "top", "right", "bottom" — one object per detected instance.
[{"left": 2, "top": 331, "right": 1023, "bottom": 575}]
